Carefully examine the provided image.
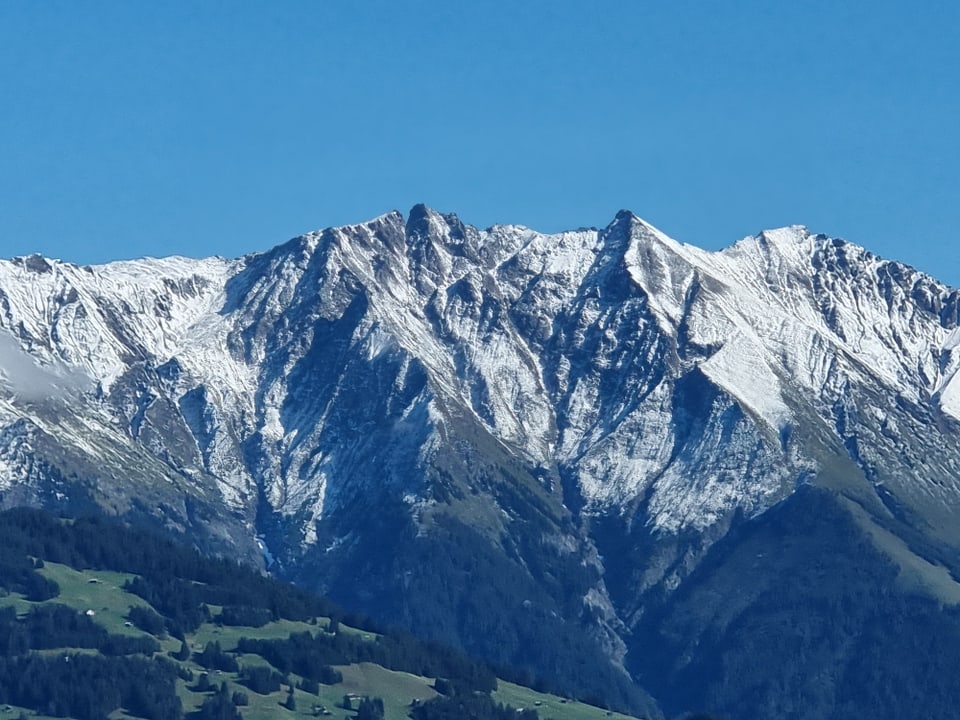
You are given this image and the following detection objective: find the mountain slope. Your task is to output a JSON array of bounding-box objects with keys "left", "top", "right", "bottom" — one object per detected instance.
[
  {"left": 0, "top": 507, "right": 640, "bottom": 720},
  {"left": 2, "top": 207, "right": 960, "bottom": 717}
]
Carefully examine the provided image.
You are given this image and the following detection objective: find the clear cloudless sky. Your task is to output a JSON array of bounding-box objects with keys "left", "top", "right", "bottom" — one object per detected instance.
[{"left": 1, "top": 1, "right": 958, "bottom": 283}]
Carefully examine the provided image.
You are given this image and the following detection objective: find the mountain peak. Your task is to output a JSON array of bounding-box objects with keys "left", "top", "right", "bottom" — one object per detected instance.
[
  {"left": 759, "top": 224, "right": 810, "bottom": 243},
  {"left": 12, "top": 253, "right": 56, "bottom": 274},
  {"left": 607, "top": 209, "right": 669, "bottom": 238},
  {"left": 405, "top": 204, "right": 467, "bottom": 243}
]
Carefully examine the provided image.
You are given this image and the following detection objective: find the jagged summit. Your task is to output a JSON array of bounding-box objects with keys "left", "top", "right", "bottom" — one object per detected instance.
[{"left": 5, "top": 210, "right": 955, "bottom": 518}]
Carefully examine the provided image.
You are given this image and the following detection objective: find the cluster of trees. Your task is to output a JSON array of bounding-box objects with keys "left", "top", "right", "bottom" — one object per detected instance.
[
  {"left": 0, "top": 604, "right": 159, "bottom": 656},
  {"left": 194, "top": 641, "right": 239, "bottom": 672},
  {"left": 217, "top": 604, "right": 274, "bottom": 628},
  {"left": 195, "top": 682, "right": 244, "bottom": 720},
  {"left": 128, "top": 604, "right": 169, "bottom": 636},
  {"left": 238, "top": 665, "right": 286, "bottom": 695},
  {"left": 0, "top": 653, "right": 182, "bottom": 720},
  {"left": 124, "top": 575, "right": 210, "bottom": 633},
  {"left": 0, "top": 550, "right": 57, "bottom": 601},
  {"left": 0, "top": 507, "right": 338, "bottom": 625},
  {"left": 354, "top": 696, "right": 385, "bottom": 720}
]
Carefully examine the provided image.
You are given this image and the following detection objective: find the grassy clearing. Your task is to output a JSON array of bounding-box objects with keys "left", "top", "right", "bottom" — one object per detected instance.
[
  {"left": 237, "top": 680, "right": 347, "bottom": 720},
  {"left": 844, "top": 498, "right": 960, "bottom": 605},
  {"left": 335, "top": 623, "right": 379, "bottom": 640},
  {"left": 173, "top": 659, "right": 436, "bottom": 720},
  {"left": 0, "top": 592, "right": 37, "bottom": 617},
  {"left": 173, "top": 639, "right": 436, "bottom": 720},
  {"left": 175, "top": 665, "right": 347, "bottom": 720},
  {"left": 192, "top": 617, "right": 323, "bottom": 651},
  {"left": 36, "top": 563, "right": 152, "bottom": 637},
  {"left": 0, "top": 562, "right": 152, "bottom": 640},
  {"left": 190, "top": 616, "right": 375, "bottom": 651},
  {"left": 494, "top": 681, "right": 638, "bottom": 720},
  {"left": 335, "top": 663, "right": 437, "bottom": 720},
  {"left": 0, "top": 699, "right": 142, "bottom": 720}
]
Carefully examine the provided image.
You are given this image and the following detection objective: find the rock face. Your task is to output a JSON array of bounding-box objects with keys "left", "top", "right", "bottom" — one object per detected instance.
[{"left": 3, "top": 207, "right": 960, "bottom": 718}]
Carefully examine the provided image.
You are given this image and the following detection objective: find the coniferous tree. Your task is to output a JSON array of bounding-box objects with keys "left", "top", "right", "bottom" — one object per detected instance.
[
  {"left": 196, "top": 672, "right": 211, "bottom": 693},
  {"left": 172, "top": 639, "right": 190, "bottom": 661},
  {"left": 357, "top": 696, "right": 385, "bottom": 720},
  {"left": 298, "top": 676, "right": 320, "bottom": 694}
]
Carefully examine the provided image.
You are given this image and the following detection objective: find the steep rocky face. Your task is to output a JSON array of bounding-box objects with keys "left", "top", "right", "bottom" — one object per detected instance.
[{"left": 2, "top": 207, "right": 960, "bottom": 716}]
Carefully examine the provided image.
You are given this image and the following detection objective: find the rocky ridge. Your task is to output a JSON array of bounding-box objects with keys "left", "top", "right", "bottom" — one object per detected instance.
[{"left": 2, "top": 207, "right": 960, "bottom": 717}]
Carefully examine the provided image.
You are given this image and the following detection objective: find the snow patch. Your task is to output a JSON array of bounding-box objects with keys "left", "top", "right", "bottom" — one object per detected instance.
[{"left": 700, "top": 337, "right": 792, "bottom": 430}]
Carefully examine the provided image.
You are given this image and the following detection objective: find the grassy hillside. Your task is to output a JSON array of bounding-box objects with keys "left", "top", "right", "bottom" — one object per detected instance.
[{"left": 0, "top": 509, "right": 647, "bottom": 720}]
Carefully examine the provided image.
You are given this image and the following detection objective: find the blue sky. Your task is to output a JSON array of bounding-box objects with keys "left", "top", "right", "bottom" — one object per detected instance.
[{"left": 1, "top": 1, "right": 958, "bottom": 283}]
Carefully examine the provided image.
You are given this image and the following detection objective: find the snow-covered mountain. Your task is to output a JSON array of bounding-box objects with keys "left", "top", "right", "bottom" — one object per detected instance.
[{"left": 2, "top": 206, "right": 960, "bottom": 718}]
